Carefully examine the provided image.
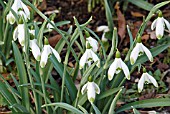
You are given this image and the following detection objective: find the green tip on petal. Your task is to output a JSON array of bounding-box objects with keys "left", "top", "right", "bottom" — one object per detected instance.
[
  {"left": 89, "top": 97, "right": 94, "bottom": 103},
  {"left": 143, "top": 67, "right": 147, "bottom": 73},
  {"left": 108, "top": 74, "right": 112, "bottom": 80},
  {"left": 41, "top": 62, "right": 45, "bottom": 68},
  {"left": 86, "top": 42, "right": 92, "bottom": 49},
  {"left": 79, "top": 65, "right": 83, "bottom": 69},
  {"left": 130, "top": 58, "right": 135, "bottom": 65},
  {"left": 127, "top": 75, "right": 130, "bottom": 80},
  {"left": 138, "top": 89, "right": 142, "bottom": 93},
  {"left": 116, "top": 50, "right": 121, "bottom": 58},
  {"left": 157, "top": 34, "right": 162, "bottom": 39},
  {"left": 36, "top": 55, "right": 41, "bottom": 61}
]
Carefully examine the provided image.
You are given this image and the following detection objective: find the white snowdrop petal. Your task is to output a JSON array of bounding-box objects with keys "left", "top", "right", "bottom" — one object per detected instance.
[
  {"left": 6, "top": 12, "right": 15, "bottom": 25},
  {"left": 50, "top": 47, "right": 61, "bottom": 62},
  {"left": 30, "top": 39, "right": 41, "bottom": 61},
  {"left": 138, "top": 74, "right": 145, "bottom": 93},
  {"left": 141, "top": 44, "right": 153, "bottom": 62},
  {"left": 130, "top": 43, "right": 141, "bottom": 65},
  {"left": 108, "top": 59, "right": 118, "bottom": 80},
  {"left": 81, "top": 83, "right": 88, "bottom": 94},
  {"left": 93, "top": 82, "right": 100, "bottom": 94},
  {"left": 17, "top": 24, "right": 25, "bottom": 46},
  {"left": 120, "top": 59, "right": 130, "bottom": 80},
  {"left": 151, "top": 19, "right": 157, "bottom": 30},
  {"left": 90, "top": 50, "right": 100, "bottom": 68},
  {"left": 163, "top": 18, "right": 170, "bottom": 31},
  {"left": 79, "top": 50, "right": 88, "bottom": 69},
  {"left": 146, "top": 73, "right": 158, "bottom": 87},
  {"left": 40, "top": 45, "right": 51, "bottom": 68},
  {"left": 155, "top": 18, "right": 164, "bottom": 39},
  {"left": 13, "top": 27, "right": 18, "bottom": 41},
  {"left": 87, "top": 82, "right": 96, "bottom": 103},
  {"left": 96, "top": 25, "right": 109, "bottom": 32},
  {"left": 21, "top": 2, "right": 30, "bottom": 19},
  {"left": 86, "top": 37, "right": 98, "bottom": 52}
]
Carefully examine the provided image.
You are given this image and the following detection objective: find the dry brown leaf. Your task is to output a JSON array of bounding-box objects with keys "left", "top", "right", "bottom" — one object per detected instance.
[
  {"left": 141, "top": 34, "right": 149, "bottom": 42},
  {"left": 148, "top": 31, "right": 157, "bottom": 40},
  {"left": 37, "top": 0, "right": 47, "bottom": 11},
  {"left": 131, "top": 11, "right": 145, "bottom": 17},
  {"left": 115, "top": 2, "right": 126, "bottom": 40},
  {"left": 48, "top": 34, "right": 62, "bottom": 47}
]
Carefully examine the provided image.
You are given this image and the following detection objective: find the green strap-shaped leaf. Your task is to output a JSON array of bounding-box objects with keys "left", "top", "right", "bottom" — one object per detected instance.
[
  {"left": 116, "top": 98, "right": 170, "bottom": 113},
  {"left": 12, "top": 41, "right": 30, "bottom": 111},
  {"left": 42, "top": 102, "right": 83, "bottom": 114},
  {"left": 91, "top": 103, "right": 101, "bottom": 114},
  {"left": 50, "top": 55, "right": 77, "bottom": 101}
]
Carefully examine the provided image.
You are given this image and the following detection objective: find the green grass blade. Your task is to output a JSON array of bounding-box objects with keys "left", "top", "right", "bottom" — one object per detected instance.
[
  {"left": 42, "top": 103, "right": 83, "bottom": 114},
  {"left": 127, "top": 0, "right": 153, "bottom": 11},
  {"left": 50, "top": 55, "right": 77, "bottom": 101},
  {"left": 116, "top": 98, "right": 170, "bottom": 113},
  {"left": 12, "top": 41, "right": 30, "bottom": 111},
  {"left": 78, "top": 105, "right": 89, "bottom": 114},
  {"left": 91, "top": 103, "right": 101, "bottom": 114}
]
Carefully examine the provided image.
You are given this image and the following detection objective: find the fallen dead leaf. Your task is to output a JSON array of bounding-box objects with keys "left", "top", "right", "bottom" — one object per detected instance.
[
  {"left": 115, "top": 2, "right": 126, "bottom": 41},
  {"left": 48, "top": 34, "right": 62, "bottom": 47},
  {"left": 141, "top": 34, "right": 149, "bottom": 43}
]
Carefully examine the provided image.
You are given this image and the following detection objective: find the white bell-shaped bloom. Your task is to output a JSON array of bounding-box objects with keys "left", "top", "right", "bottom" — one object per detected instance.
[
  {"left": 13, "top": 24, "right": 25, "bottom": 46},
  {"left": 79, "top": 49, "right": 100, "bottom": 69},
  {"left": 30, "top": 39, "right": 41, "bottom": 61},
  {"left": 6, "top": 0, "right": 30, "bottom": 24},
  {"left": 96, "top": 25, "right": 109, "bottom": 42},
  {"left": 81, "top": 81, "right": 100, "bottom": 103},
  {"left": 86, "top": 37, "right": 98, "bottom": 52},
  {"left": 40, "top": 45, "right": 61, "bottom": 68},
  {"left": 130, "top": 43, "right": 153, "bottom": 65},
  {"left": 138, "top": 72, "right": 158, "bottom": 93},
  {"left": 47, "top": 21, "right": 55, "bottom": 31},
  {"left": 108, "top": 58, "right": 130, "bottom": 80},
  {"left": 151, "top": 17, "right": 170, "bottom": 39}
]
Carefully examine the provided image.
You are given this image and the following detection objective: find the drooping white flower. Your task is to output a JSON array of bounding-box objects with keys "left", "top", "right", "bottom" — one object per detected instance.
[
  {"left": 96, "top": 25, "right": 109, "bottom": 42},
  {"left": 151, "top": 13, "right": 170, "bottom": 39},
  {"left": 130, "top": 42, "right": 153, "bottom": 65},
  {"left": 13, "top": 24, "right": 25, "bottom": 46},
  {"left": 40, "top": 45, "right": 61, "bottom": 68},
  {"left": 47, "top": 21, "right": 55, "bottom": 31},
  {"left": 138, "top": 72, "right": 158, "bottom": 93},
  {"left": 6, "top": 0, "right": 30, "bottom": 24},
  {"left": 79, "top": 49, "right": 100, "bottom": 69},
  {"left": 29, "top": 39, "right": 41, "bottom": 61},
  {"left": 86, "top": 36, "right": 98, "bottom": 52},
  {"left": 81, "top": 81, "right": 100, "bottom": 103},
  {"left": 108, "top": 50, "right": 130, "bottom": 80}
]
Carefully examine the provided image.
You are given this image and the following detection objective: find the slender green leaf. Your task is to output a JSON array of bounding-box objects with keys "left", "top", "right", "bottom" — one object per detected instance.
[
  {"left": 132, "top": 106, "right": 141, "bottom": 114},
  {"left": 116, "top": 98, "right": 170, "bottom": 113},
  {"left": 91, "top": 103, "right": 101, "bottom": 114},
  {"left": 42, "top": 103, "right": 83, "bottom": 114},
  {"left": 12, "top": 41, "right": 30, "bottom": 110},
  {"left": 78, "top": 105, "right": 89, "bottom": 114}
]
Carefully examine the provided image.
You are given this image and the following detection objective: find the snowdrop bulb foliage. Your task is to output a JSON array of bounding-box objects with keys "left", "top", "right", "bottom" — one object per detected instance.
[
  {"left": 13, "top": 24, "right": 25, "bottom": 46},
  {"left": 79, "top": 49, "right": 100, "bottom": 69},
  {"left": 138, "top": 72, "right": 158, "bottom": 93},
  {"left": 130, "top": 42, "right": 153, "bottom": 65},
  {"left": 81, "top": 81, "right": 100, "bottom": 103},
  {"left": 108, "top": 50, "right": 130, "bottom": 80},
  {"left": 86, "top": 37, "right": 98, "bottom": 52},
  {"left": 6, "top": 0, "right": 30, "bottom": 24},
  {"left": 40, "top": 44, "right": 61, "bottom": 68},
  {"left": 96, "top": 25, "right": 109, "bottom": 42}
]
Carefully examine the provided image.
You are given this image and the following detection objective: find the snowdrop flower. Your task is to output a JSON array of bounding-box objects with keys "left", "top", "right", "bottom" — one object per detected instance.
[
  {"left": 81, "top": 80, "right": 100, "bottom": 103},
  {"left": 138, "top": 69, "right": 158, "bottom": 93},
  {"left": 108, "top": 50, "right": 130, "bottom": 80},
  {"left": 79, "top": 47, "right": 100, "bottom": 69},
  {"left": 29, "top": 39, "right": 41, "bottom": 61},
  {"left": 40, "top": 38, "right": 61, "bottom": 68},
  {"left": 130, "top": 37, "right": 153, "bottom": 65},
  {"left": 96, "top": 25, "right": 109, "bottom": 42},
  {"left": 13, "top": 24, "right": 25, "bottom": 46},
  {"left": 86, "top": 36, "right": 98, "bottom": 52},
  {"left": 47, "top": 21, "right": 55, "bottom": 31},
  {"left": 151, "top": 11, "right": 170, "bottom": 39},
  {"left": 6, "top": 0, "right": 30, "bottom": 24}
]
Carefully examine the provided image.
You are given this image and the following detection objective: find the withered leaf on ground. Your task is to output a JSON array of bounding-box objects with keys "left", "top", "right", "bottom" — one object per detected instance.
[{"left": 48, "top": 34, "right": 62, "bottom": 47}]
